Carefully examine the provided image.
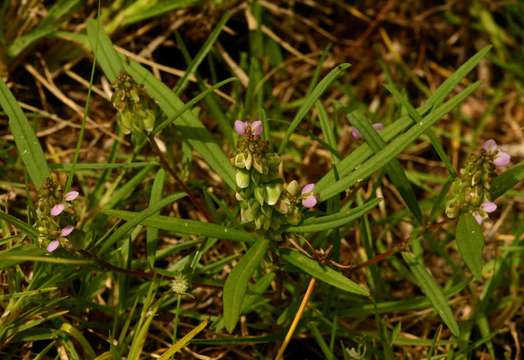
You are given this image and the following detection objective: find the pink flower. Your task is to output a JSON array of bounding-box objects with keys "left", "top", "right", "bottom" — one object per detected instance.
[
  {"left": 64, "top": 191, "right": 79, "bottom": 201},
  {"left": 234, "top": 120, "right": 263, "bottom": 138},
  {"left": 47, "top": 240, "right": 60, "bottom": 252},
  {"left": 482, "top": 139, "right": 511, "bottom": 167},
  {"left": 481, "top": 201, "right": 497, "bottom": 213},
  {"left": 351, "top": 122, "right": 384, "bottom": 140},
  {"left": 251, "top": 120, "right": 263, "bottom": 137},
  {"left": 301, "top": 183, "right": 318, "bottom": 209},
  {"left": 473, "top": 212, "right": 483, "bottom": 225},
  {"left": 50, "top": 204, "right": 65, "bottom": 217},
  {"left": 60, "top": 225, "right": 74, "bottom": 237},
  {"left": 234, "top": 120, "right": 247, "bottom": 136}
]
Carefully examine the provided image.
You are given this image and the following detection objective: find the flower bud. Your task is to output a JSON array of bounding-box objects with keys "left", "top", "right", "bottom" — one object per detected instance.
[{"left": 235, "top": 170, "right": 250, "bottom": 189}]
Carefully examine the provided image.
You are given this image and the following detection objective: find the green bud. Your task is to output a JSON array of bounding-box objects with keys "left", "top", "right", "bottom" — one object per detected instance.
[
  {"left": 142, "top": 109, "right": 155, "bottom": 133},
  {"left": 266, "top": 183, "right": 282, "bottom": 205},
  {"left": 234, "top": 153, "right": 246, "bottom": 168},
  {"left": 245, "top": 151, "right": 253, "bottom": 170},
  {"left": 241, "top": 204, "right": 256, "bottom": 223},
  {"left": 287, "top": 207, "right": 302, "bottom": 225},
  {"left": 254, "top": 186, "right": 266, "bottom": 205},
  {"left": 276, "top": 198, "right": 290, "bottom": 214},
  {"left": 253, "top": 156, "right": 264, "bottom": 174},
  {"left": 286, "top": 180, "right": 299, "bottom": 196},
  {"left": 236, "top": 170, "right": 250, "bottom": 188}
]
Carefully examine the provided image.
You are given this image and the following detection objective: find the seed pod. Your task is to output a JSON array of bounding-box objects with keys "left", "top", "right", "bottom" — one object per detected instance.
[
  {"left": 235, "top": 170, "right": 250, "bottom": 188},
  {"left": 266, "top": 183, "right": 282, "bottom": 206}
]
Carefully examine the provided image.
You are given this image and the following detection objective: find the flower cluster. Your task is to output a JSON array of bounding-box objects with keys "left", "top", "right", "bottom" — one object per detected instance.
[
  {"left": 36, "top": 180, "right": 79, "bottom": 252},
  {"left": 111, "top": 73, "right": 156, "bottom": 138},
  {"left": 446, "top": 139, "right": 510, "bottom": 224},
  {"left": 233, "top": 120, "right": 318, "bottom": 231}
]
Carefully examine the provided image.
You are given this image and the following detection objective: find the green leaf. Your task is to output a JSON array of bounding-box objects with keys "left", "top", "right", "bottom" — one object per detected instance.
[
  {"left": 456, "top": 212, "right": 485, "bottom": 280},
  {"left": 174, "top": 11, "right": 231, "bottom": 95},
  {"left": 86, "top": 19, "right": 124, "bottom": 83},
  {"left": 49, "top": 162, "right": 156, "bottom": 171},
  {"left": 286, "top": 198, "right": 381, "bottom": 233},
  {"left": 317, "top": 46, "right": 490, "bottom": 192},
  {"left": 103, "top": 209, "right": 254, "bottom": 243},
  {"left": 147, "top": 169, "right": 165, "bottom": 268},
  {"left": 348, "top": 110, "right": 422, "bottom": 222},
  {"left": 158, "top": 320, "right": 208, "bottom": 360},
  {"left": 99, "top": 192, "right": 186, "bottom": 254},
  {"left": 402, "top": 251, "right": 460, "bottom": 336},
  {"left": 278, "top": 63, "right": 350, "bottom": 153},
  {"left": 0, "top": 80, "right": 49, "bottom": 189},
  {"left": 0, "top": 210, "right": 38, "bottom": 240},
  {"left": 223, "top": 238, "right": 269, "bottom": 332},
  {"left": 279, "top": 249, "right": 369, "bottom": 296},
  {"left": 490, "top": 161, "right": 524, "bottom": 199},
  {"left": 7, "top": 0, "right": 81, "bottom": 58},
  {"left": 319, "top": 82, "right": 480, "bottom": 201}
]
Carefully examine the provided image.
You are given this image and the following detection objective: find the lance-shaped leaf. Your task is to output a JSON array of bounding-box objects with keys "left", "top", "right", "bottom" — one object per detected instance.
[{"left": 456, "top": 212, "right": 485, "bottom": 280}]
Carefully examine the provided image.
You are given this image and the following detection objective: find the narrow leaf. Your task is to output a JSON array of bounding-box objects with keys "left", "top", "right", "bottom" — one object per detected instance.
[
  {"left": 0, "top": 80, "right": 49, "bottom": 188},
  {"left": 319, "top": 82, "right": 480, "bottom": 201},
  {"left": 103, "top": 209, "right": 254, "bottom": 243},
  {"left": 349, "top": 110, "right": 422, "bottom": 222},
  {"left": 280, "top": 249, "right": 369, "bottom": 296},
  {"left": 147, "top": 169, "right": 166, "bottom": 268},
  {"left": 286, "top": 198, "right": 380, "bottom": 233},
  {"left": 490, "top": 161, "right": 524, "bottom": 199},
  {"left": 223, "top": 238, "right": 269, "bottom": 332},
  {"left": 402, "top": 251, "right": 460, "bottom": 336},
  {"left": 158, "top": 320, "right": 208, "bottom": 360},
  {"left": 100, "top": 192, "right": 186, "bottom": 254},
  {"left": 278, "top": 63, "right": 350, "bottom": 152},
  {"left": 456, "top": 212, "right": 485, "bottom": 280}
]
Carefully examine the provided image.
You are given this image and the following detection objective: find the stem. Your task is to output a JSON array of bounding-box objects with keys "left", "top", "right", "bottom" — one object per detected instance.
[
  {"left": 147, "top": 136, "right": 212, "bottom": 222},
  {"left": 172, "top": 294, "right": 182, "bottom": 341},
  {"left": 275, "top": 277, "right": 317, "bottom": 360}
]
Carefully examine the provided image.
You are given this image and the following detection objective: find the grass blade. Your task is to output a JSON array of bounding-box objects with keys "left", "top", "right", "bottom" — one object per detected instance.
[
  {"left": 147, "top": 169, "right": 165, "bottom": 268},
  {"left": 279, "top": 249, "right": 369, "bottom": 296},
  {"left": 285, "top": 198, "right": 381, "bottom": 233},
  {"left": 0, "top": 79, "right": 49, "bottom": 189},
  {"left": 319, "top": 82, "right": 480, "bottom": 201},
  {"left": 278, "top": 63, "right": 350, "bottom": 152},
  {"left": 99, "top": 192, "right": 186, "bottom": 254},
  {"left": 348, "top": 110, "right": 422, "bottom": 222},
  {"left": 103, "top": 210, "right": 254, "bottom": 243},
  {"left": 490, "top": 160, "right": 524, "bottom": 199},
  {"left": 402, "top": 251, "right": 460, "bottom": 336},
  {"left": 223, "top": 238, "right": 269, "bottom": 332},
  {"left": 158, "top": 320, "right": 208, "bottom": 360}
]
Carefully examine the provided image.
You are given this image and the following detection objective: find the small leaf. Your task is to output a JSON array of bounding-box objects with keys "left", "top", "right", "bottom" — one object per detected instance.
[
  {"left": 402, "top": 251, "right": 460, "bottom": 336},
  {"left": 456, "top": 212, "right": 485, "bottom": 280},
  {"left": 280, "top": 249, "right": 369, "bottom": 296},
  {"left": 223, "top": 238, "right": 269, "bottom": 332}
]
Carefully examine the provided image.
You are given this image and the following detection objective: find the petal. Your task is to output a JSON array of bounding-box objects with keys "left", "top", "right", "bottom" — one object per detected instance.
[
  {"left": 301, "top": 183, "right": 315, "bottom": 194},
  {"left": 372, "top": 122, "right": 384, "bottom": 131},
  {"left": 64, "top": 191, "right": 79, "bottom": 201},
  {"left": 351, "top": 128, "right": 361, "bottom": 139},
  {"left": 302, "top": 195, "right": 317, "bottom": 209},
  {"left": 47, "top": 240, "right": 60, "bottom": 252},
  {"left": 473, "top": 212, "right": 483, "bottom": 225},
  {"left": 481, "top": 201, "right": 497, "bottom": 213},
  {"left": 482, "top": 139, "right": 497, "bottom": 152},
  {"left": 61, "top": 225, "right": 75, "bottom": 237},
  {"left": 494, "top": 151, "right": 511, "bottom": 167},
  {"left": 50, "top": 203, "right": 65, "bottom": 217},
  {"left": 234, "top": 120, "right": 247, "bottom": 136},
  {"left": 251, "top": 120, "right": 263, "bottom": 137}
]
